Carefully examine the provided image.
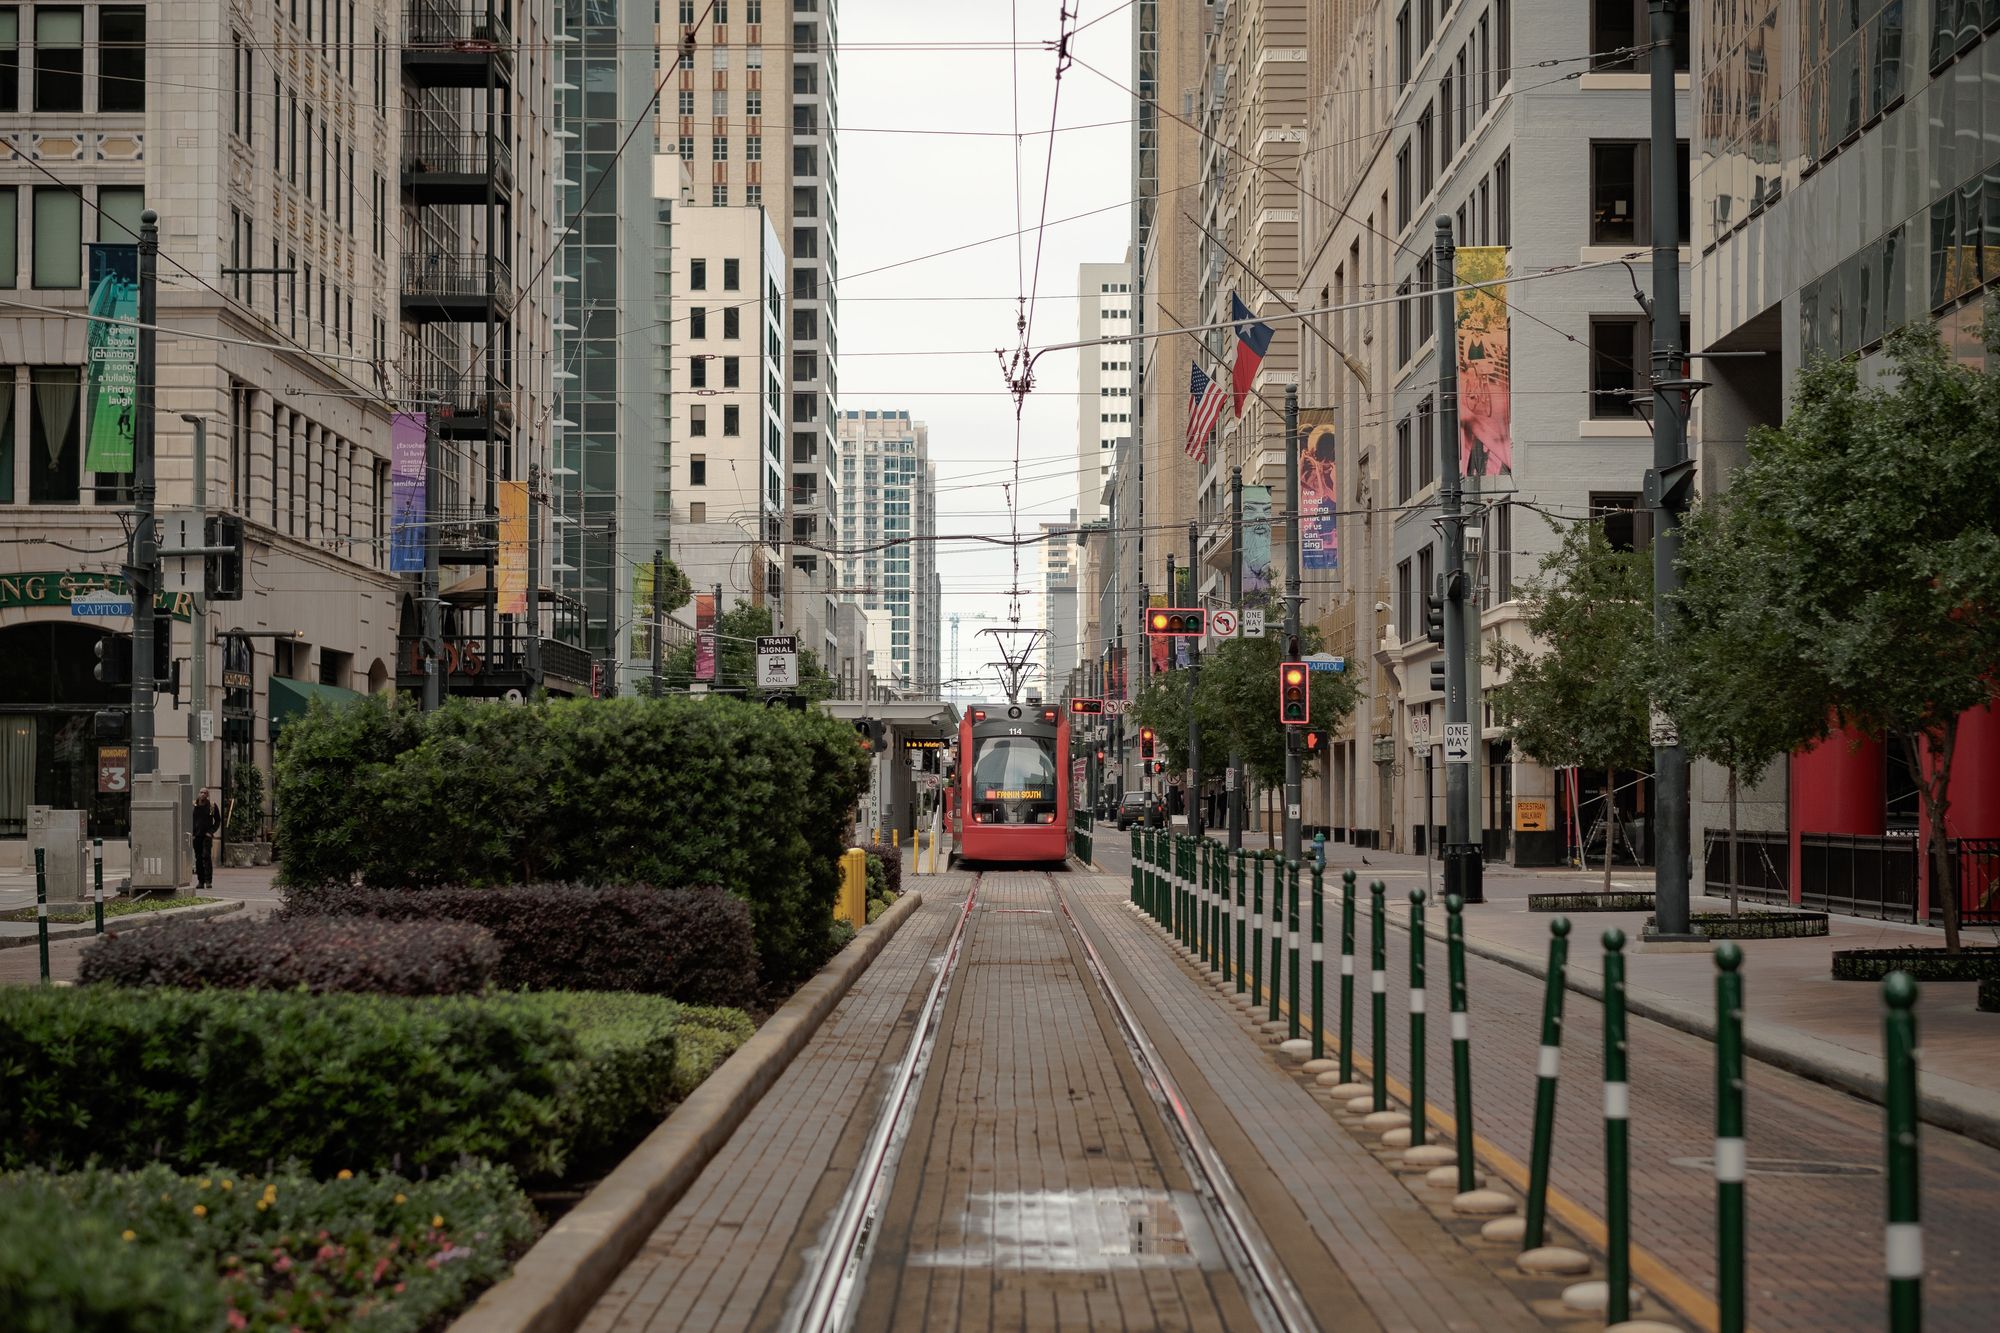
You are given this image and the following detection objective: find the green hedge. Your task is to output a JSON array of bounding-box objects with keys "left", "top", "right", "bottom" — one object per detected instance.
[
  {"left": 273, "top": 695, "right": 870, "bottom": 984},
  {"left": 1829, "top": 947, "right": 2000, "bottom": 982},
  {"left": 0, "top": 987, "right": 681, "bottom": 1182},
  {"left": 0, "top": 1163, "right": 537, "bottom": 1333}
]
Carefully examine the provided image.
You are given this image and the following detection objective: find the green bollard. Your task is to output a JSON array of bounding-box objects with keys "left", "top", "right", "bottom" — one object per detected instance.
[
  {"left": 1603, "top": 928, "right": 1632, "bottom": 1325},
  {"left": 1220, "top": 845, "right": 1232, "bottom": 981},
  {"left": 1408, "top": 889, "right": 1428, "bottom": 1147},
  {"left": 1252, "top": 853, "right": 1265, "bottom": 1005},
  {"left": 1340, "top": 870, "right": 1357, "bottom": 1085},
  {"left": 1268, "top": 853, "right": 1284, "bottom": 1024},
  {"left": 1310, "top": 864, "right": 1325, "bottom": 1061},
  {"left": 1130, "top": 828, "right": 1141, "bottom": 906},
  {"left": 1235, "top": 850, "right": 1248, "bottom": 994},
  {"left": 1287, "top": 860, "right": 1302, "bottom": 1041},
  {"left": 1523, "top": 918, "right": 1572, "bottom": 1251},
  {"left": 1884, "top": 971, "right": 1921, "bottom": 1333},
  {"left": 35, "top": 846, "right": 51, "bottom": 984},
  {"left": 93, "top": 836, "right": 106, "bottom": 935},
  {"left": 1448, "top": 896, "right": 1479, "bottom": 1195},
  {"left": 1370, "top": 880, "right": 1388, "bottom": 1112},
  {"left": 1716, "top": 942, "right": 1747, "bottom": 1333},
  {"left": 1208, "top": 843, "right": 1220, "bottom": 971}
]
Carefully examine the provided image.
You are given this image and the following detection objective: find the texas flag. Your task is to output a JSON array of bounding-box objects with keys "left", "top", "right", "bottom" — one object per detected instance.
[{"left": 1229, "top": 290, "right": 1274, "bottom": 418}]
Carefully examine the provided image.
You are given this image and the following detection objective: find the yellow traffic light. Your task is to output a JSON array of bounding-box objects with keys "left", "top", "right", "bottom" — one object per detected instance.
[{"left": 1279, "top": 661, "right": 1309, "bottom": 725}]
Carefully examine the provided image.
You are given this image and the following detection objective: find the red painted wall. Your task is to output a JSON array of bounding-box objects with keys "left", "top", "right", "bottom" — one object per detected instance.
[{"left": 1787, "top": 723, "right": 1885, "bottom": 905}]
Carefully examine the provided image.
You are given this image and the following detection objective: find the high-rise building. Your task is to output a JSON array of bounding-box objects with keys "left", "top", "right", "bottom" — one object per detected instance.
[
  {"left": 660, "top": 0, "right": 839, "bottom": 664},
  {"left": 836, "top": 410, "right": 938, "bottom": 696},
  {"left": 0, "top": 1, "right": 564, "bottom": 841},
  {"left": 1075, "top": 261, "right": 1133, "bottom": 523},
  {"left": 1040, "top": 516, "right": 1078, "bottom": 695},
  {"left": 667, "top": 207, "right": 788, "bottom": 613}
]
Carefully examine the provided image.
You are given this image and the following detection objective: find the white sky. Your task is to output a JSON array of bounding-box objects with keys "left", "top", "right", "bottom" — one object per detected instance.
[{"left": 836, "top": 1, "right": 1133, "bottom": 695}]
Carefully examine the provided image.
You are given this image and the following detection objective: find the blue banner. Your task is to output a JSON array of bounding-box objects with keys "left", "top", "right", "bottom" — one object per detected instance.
[{"left": 83, "top": 243, "right": 138, "bottom": 472}]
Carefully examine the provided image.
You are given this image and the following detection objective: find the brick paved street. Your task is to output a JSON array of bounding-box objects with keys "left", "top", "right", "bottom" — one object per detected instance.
[{"left": 1097, "top": 836, "right": 2000, "bottom": 1330}]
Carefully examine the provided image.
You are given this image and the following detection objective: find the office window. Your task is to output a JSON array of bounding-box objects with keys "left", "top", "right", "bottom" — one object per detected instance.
[
  {"left": 689, "top": 501, "right": 706, "bottom": 524},
  {"left": 33, "top": 8, "right": 81, "bottom": 112},
  {"left": 99, "top": 6, "right": 144, "bottom": 111},
  {"left": 689, "top": 358, "right": 708, "bottom": 389},
  {"left": 690, "top": 453, "right": 706, "bottom": 484},
  {"left": 748, "top": 135, "right": 764, "bottom": 162},
  {"left": 1590, "top": 140, "right": 1690, "bottom": 244},
  {"left": 0, "top": 9, "right": 17, "bottom": 112},
  {"left": 723, "top": 306, "right": 741, "bottom": 338},
  {"left": 1418, "top": 253, "right": 1435, "bottom": 346},
  {"left": 678, "top": 134, "right": 694, "bottom": 159},
  {"left": 1495, "top": 150, "right": 1511, "bottom": 244},
  {"left": 1396, "top": 4, "right": 1411, "bottom": 85},
  {"left": 1417, "top": 104, "right": 1434, "bottom": 194},
  {"left": 1590, "top": 316, "right": 1689, "bottom": 418},
  {"left": 1396, "top": 143, "right": 1411, "bottom": 229},
  {"left": 1417, "top": 397, "right": 1436, "bottom": 491},
  {"left": 1591, "top": 0, "right": 1689, "bottom": 73},
  {"left": 1395, "top": 277, "right": 1412, "bottom": 365},
  {"left": 29, "top": 365, "right": 81, "bottom": 503},
  {"left": 1397, "top": 558, "right": 1415, "bottom": 641},
  {"left": 1592, "top": 492, "right": 1652, "bottom": 552},
  {"left": 710, "top": 88, "right": 728, "bottom": 115},
  {"left": 1440, "top": 73, "right": 1454, "bottom": 162},
  {"left": 723, "top": 258, "right": 741, "bottom": 290},
  {"left": 679, "top": 89, "right": 695, "bottom": 115},
  {"left": 690, "top": 306, "right": 706, "bottom": 338},
  {"left": 746, "top": 89, "right": 762, "bottom": 116},
  {"left": 711, "top": 183, "right": 729, "bottom": 205},
  {"left": 1497, "top": 0, "right": 1511, "bottom": 82},
  {"left": 1479, "top": 12, "right": 1491, "bottom": 109},
  {"left": 690, "top": 258, "right": 707, "bottom": 289},
  {"left": 689, "top": 405, "right": 707, "bottom": 435},
  {"left": 31, "top": 187, "right": 80, "bottom": 288},
  {"left": 745, "top": 184, "right": 761, "bottom": 205},
  {"left": 723, "top": 404, "right": 741, "bottom": 435},
  {"left": 97, "top": 186, "right": 142, "bottom": 242},
  {"left": 1396, "top": 417, "right": 1412, "bottom": 502},
  {"left": 1482, "top": 501, "right": 1514, "bottom": 606},
  {"left": 0, "top": 187, "right": 14, "bottom": 287},
  {"left": 712, "top": 137, "right": 728, "bottom": 161},
  {"left": 287, "top": 90, "right": 297, "bottom": 183},
  {"left": 722, "top": 356, "right": 740, "bottom": 388}
]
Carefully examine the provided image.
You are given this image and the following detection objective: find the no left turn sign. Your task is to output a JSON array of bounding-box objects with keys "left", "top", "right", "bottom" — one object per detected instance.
[{"left": 1209, "top": 610, "right": 1238, "bottom": 639}]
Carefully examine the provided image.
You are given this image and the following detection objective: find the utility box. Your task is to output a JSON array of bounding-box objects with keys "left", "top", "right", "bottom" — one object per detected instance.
[
  {"left": 129, "top": 774, "right": 192, "bottom": 891},
  {"left": 25, "top": 806, "right": 87, "bottom": 904}
]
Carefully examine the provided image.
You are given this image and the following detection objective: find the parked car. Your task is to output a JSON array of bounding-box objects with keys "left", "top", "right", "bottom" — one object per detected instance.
[{"left": 1115, "top": 791, "right": 1167, "bottom": 830}]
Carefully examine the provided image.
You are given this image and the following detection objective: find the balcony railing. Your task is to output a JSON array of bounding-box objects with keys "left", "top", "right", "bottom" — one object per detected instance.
[
  {"left": 407, "top": 360, "right": 512, "bottom": 434},
  {"left": 403, "top": 3, "right": 514, "bottom": 84},
  {"left": 404, "top": 127, "right": 513, "bottom": 191},
  {"left": 401, "top": 252, "right": 513, "bottom": 321},
  {"left": 1799, "top": 832, "right": 1918, "bottom": 922},
  {"left": 1701, "top": 828, "right": 1791, "bottom": 906}
]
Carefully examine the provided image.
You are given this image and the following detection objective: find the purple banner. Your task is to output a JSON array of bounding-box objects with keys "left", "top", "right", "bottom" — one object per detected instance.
[{"left": 389, "top": 412, "right": 427, "bottom": 573}]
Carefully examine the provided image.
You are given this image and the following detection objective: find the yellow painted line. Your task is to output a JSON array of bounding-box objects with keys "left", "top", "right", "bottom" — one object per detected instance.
[{"left": 1208, "top": 935, "right": 1723, "bottom": 1333}]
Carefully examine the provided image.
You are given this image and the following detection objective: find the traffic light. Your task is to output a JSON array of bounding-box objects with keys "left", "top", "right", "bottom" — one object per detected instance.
[
  {"left": 92, "top": 635, "right": 131, "bottom": 686},
  {"left": 1069, "top": 697, "right": 1104, "bottom": 715},
  {"left": 1094, "top": 746, "right": 1107, "bottom": 763},
  {"left": 1302, "top": 727, "right": 1326, "bottom": 759},
  {"left": 1146, "top": 607, "right": 1207, "bottom": 637},
  {"left": 1140, "top": 726, "right": 1155, "bottom": 760},
  {"left": 1279, "top": 661, "right": 1309, "bottom": 725},
  {"left": 854, "top": 718, "right": 888, "bottom": 752},
  {"left": 205, "top": 513, "right": 245, "bottom": 601},
  {"left": 93, "top": 708, "right": 129, "bottom": 741},
  {"left": 1425, "top": 591, "right": 1447, "bottom": 645},
  {"left": 1430, "top": 658, "right": 1447, "bottom": 692}
]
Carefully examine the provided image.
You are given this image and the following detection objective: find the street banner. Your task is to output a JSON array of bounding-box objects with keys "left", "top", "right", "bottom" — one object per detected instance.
[
  {"left": 389, "top": 413, "right": 427, "bottom": 572},
  {"left": 1242, "top": 485, "right": 1273, "bottom": 596},
  {"left": 497, "top": 479, "right": 527, "bottom": 614},
  {"left": 1299, "top": 408, "right": 1339, "bottom": 571},
  {"left": 83, "top": 243, "right": 138, "bottom": 472},
  {"left": 1108, "top": 644, "right": 1125, "bottom": 700},
  {"left": 1455, "top": 246, "right": 1513, "bottom": 476},
  {"left": 694, "top": 593, "right": 716, "bottom": 682}
]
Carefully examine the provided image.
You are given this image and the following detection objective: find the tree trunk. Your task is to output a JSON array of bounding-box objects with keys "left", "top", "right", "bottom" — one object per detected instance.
[
  {"left": 1603, "top": 765, "right": 1615, "bottom": 894},
  {"left": 1908, "top": 724, "right": 1963, "bottom": 954},
  {"left": 1727, "top": 764, "right": 1740, "bottom": 920}
]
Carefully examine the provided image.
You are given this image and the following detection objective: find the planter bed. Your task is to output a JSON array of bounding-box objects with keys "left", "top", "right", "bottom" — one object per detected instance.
[
  {"left": 1527, "top": 890, "right": 1656, "bottom": 913},
  {"left": 1646, "top": 909, "right": 1829, "bottom": 940},
  {"left": 1829, "top": 947, "right": 2000, "bottom": 983}
]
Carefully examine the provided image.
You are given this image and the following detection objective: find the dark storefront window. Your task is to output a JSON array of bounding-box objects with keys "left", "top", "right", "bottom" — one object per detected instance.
[{"left": 0, "top": 620, "right": 134, "bottom": 838}]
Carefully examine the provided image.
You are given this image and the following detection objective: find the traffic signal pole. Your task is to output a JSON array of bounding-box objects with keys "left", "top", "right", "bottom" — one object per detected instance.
[
  {"left": 1434, "top": 218, "right": 1483, "bottom": 903},
  {"left": 1187, "top": 520, "right": 1202, "bottom": 840},
  {"left": 129, "top": 210, "right": 160, "bottom": 775},
  {"left": 179, "top": 416, "right": 209, "bottom": 801},
  {"left": 1282, "top": 383, "right": 1302, "bottom": 867}
]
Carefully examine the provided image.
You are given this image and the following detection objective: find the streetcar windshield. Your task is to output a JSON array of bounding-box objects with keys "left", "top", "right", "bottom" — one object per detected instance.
[{"left": 971, "top": 735, "right": 1057, "bottom": 824}]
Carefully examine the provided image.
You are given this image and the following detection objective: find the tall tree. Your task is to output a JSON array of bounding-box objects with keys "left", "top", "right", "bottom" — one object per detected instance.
[
  {"left": 1688, "top": 312, "right": 2000, "bottom": 949},
  {"left": 1661, "top": 494, "right": 1832, "bottom": 915},
  {"left": 1488, "top": 521, "right": 1654, "bottom": 891}
]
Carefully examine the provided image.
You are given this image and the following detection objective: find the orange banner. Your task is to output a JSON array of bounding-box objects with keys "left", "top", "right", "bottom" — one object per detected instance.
[{"left": 497, "top": 480, "right": 527, "bottom": 615}]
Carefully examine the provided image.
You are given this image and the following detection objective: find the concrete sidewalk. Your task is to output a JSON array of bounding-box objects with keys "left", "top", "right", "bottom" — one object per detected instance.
[{"left": 0, "top": 865, "right": 283, "bottom": 985}]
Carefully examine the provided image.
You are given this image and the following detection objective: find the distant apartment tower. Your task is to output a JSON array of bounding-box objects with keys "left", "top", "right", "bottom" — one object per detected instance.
[
  {"left": 1075, "top": 261, "right": 1133, "bottom": 523},
  {"left": 1041, "top": 517, "right": 1079, "bottom": 697},
  {"left": 660, "top": 0, "right": 839, "bottom": 662},
  {"left": 836, "top": 411, "right": 938, "bottom": 696}
]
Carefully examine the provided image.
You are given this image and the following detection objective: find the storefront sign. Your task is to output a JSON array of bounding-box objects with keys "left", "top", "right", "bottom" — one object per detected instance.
[
  {"left": 0, "top": 571, "right": 193, "bottom": 622},
  {"left": 97, "top": 745, "right": 131, "bottom": 794},
  {"left": 1515, "top": 798, "right": 1550, "bottom": 833}
]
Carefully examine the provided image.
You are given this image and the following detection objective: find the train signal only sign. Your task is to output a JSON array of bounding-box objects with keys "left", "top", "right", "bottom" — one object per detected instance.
[{"left": 755, "top": 635, "right": 799, "bottom": 690}]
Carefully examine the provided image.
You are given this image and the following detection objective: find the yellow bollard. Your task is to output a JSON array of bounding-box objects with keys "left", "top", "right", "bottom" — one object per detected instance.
[
  {"left": 839, "top": 848, "right": 868, "bottom": 929},
  {"left": 893, "top": 829, "right": 900, "bottom": 851}
]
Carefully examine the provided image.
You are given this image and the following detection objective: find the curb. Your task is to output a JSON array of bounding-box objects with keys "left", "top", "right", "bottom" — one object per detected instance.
[
  {"left": 450, "top": 890, "right": 925, "bottom": 1333},
  {"left": 0, "top": 898, "right": 243, "bottom": 949},
  {"left": 1437, "top": 919, "right": 2000, "bottom": 1153}
]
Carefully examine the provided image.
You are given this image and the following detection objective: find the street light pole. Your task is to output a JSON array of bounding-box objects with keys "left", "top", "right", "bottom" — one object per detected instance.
[
  {"left": 130, "top": 210, "right": 160, "bottom": 775},
  {"left": 179, "top": 415, "right": 209, "bottom": 801},
  {"left": 1283, "top": 383, "right": 1302, "bottom": 866},
  {"left": 1648, "top": 0, "right": 1696, "bottom": 939}
]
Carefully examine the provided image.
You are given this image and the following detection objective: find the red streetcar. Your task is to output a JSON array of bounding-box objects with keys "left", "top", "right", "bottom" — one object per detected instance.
[{"left": 953, "top": 702, "right": 1070, "bottom": 866}]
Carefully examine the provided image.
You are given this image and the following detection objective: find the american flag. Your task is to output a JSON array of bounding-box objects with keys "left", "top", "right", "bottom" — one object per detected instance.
[{"left": 1185, "top": 361, "right": 1227, "bottom": 463}]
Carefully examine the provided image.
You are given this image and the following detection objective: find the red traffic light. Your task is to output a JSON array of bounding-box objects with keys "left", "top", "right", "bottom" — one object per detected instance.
[{"left": 1279, "top": 661, "right": 1310, "bottom": 725}]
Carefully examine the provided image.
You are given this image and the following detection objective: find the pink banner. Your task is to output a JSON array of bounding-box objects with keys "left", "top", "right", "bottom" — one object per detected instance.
[{"left": 694, "top": 593, "right": 716, "bottom": 682}]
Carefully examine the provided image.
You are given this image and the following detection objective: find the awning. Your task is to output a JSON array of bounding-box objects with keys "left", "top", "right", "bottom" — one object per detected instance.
[{"left": 268, "top": 676, "right": 369, "bottom": 742}]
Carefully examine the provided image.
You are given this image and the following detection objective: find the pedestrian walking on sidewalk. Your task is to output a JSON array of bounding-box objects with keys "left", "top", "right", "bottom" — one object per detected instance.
[{"left": 191, "top": 789, "right": 219, "bottom": 891}]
